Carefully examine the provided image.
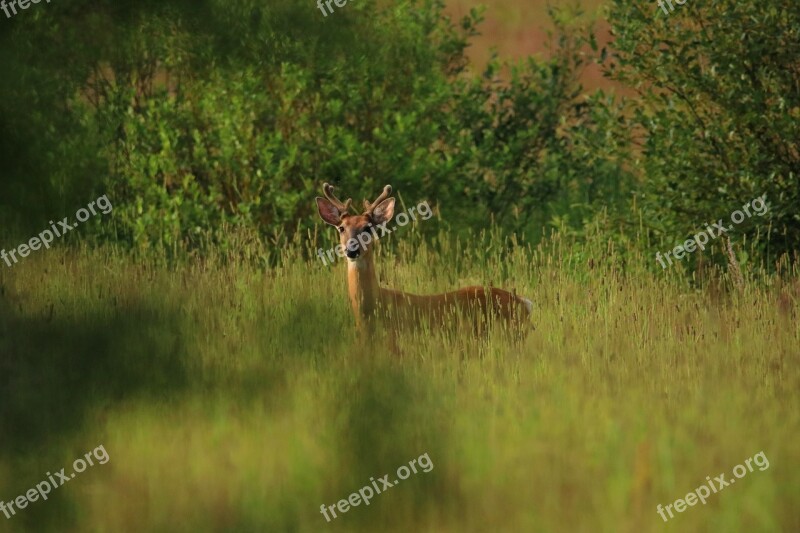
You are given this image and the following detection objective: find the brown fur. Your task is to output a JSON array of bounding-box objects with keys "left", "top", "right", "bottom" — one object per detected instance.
[{"left": 316, "top": 184, "right": 531, "bottom": 339}]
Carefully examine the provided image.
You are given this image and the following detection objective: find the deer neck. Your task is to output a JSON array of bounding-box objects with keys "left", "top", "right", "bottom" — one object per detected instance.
[{"left": 347, "top": 253, "right": 381, "bottom": 323}]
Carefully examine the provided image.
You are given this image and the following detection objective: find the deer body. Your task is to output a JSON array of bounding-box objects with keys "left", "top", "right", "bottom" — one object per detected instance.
[{"left": 317, "top": 183, "right": 532, "bottom": 337}]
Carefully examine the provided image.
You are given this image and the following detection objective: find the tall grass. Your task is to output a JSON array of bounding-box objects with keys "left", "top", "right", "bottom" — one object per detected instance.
[{"left": 0, "top": 226, "right": 797, "bottom": 532}]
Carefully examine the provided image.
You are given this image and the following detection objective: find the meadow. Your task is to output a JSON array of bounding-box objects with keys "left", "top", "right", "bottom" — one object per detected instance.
[
  {"left": 1, "top": 223, "right": 797, "bottom": 532},
  {"left": 0, "top": 0, "right": 798, "bottom": 530}
]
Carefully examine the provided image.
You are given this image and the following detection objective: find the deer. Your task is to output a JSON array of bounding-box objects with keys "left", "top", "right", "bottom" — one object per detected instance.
[{"left": 315, "top": 183, "right": 533, "bottom": 343}]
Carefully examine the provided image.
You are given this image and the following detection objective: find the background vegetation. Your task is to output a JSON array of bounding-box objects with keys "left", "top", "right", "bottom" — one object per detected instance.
[
  {"left": 0, "top": 0, "right": 798, "bottom": 531},
  {"left": 1, "top": 0, "right": 796, "bottom": 265}
]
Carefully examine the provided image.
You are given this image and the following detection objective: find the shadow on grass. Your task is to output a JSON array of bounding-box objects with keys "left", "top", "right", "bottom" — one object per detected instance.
[
  {"left": 327, "top": 360, "right": 451, "bottom": 529},
  {"left": 0, "top": 286, "right": 190, "bottom": 531}
]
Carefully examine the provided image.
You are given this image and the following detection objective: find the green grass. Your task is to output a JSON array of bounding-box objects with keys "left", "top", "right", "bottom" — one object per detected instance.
[{"left": 0, "top": 227, "right": 798, "bottom": 532}]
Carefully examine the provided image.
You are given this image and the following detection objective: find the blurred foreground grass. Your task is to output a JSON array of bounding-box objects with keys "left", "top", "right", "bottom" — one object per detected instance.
[{"left": 0, "top": 227, "right": 798, "bottom": 532}]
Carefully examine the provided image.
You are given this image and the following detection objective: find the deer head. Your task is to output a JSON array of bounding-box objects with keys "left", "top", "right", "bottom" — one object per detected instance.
[{"left": 316, "top": 183, "right": 395, "bottom": 260}]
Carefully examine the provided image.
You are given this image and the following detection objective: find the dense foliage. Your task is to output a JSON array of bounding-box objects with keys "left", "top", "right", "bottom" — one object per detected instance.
[
  {"left": 0, "top": 0, "right": 796, "bottom": 267},
  {"left": 606, "top": 0, "right": 800, "bottom": 263},
  {"left": 0, "top": 0, "right": 629, "bottom": 250}
]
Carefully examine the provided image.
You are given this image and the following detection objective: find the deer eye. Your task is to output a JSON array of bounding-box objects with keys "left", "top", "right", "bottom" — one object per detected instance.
[{"left": 338, "top": 226, "right": 345, "bottom": 233}]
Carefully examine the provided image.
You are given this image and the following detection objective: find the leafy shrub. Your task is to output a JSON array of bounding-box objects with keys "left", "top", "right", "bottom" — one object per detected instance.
[
  {"left": 606, "top": 0, "right": 800, "bottom": 264},
  {"left": 0, "top": 0, "right": 631, "bottom": 254}
]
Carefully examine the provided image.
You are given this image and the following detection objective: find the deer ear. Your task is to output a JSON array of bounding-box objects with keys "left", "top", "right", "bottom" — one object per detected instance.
[
  {"left": 370, "top": 198, "right": 395, "bottom": 225},
  {"left": 316, "top": 197, "right": 342, "bottom": 226}
]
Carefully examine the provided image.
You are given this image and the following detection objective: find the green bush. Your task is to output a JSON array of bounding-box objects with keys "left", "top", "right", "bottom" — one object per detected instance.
[
  {"left": 606, "top": 0, "right": 800, "bottom": 264},
  {"left": 0, "top": 0, "right": 631, "bottom": 254},
  {"left": 8, "top": 0, "right": 796, "bottom": 269},
  {"left": 98, "top": 1, "right": 631, "bottom": 250}
]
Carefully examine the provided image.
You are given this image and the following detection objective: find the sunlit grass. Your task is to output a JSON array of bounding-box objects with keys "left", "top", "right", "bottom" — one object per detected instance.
[{"left": 0, "top": 227, "right": 797, "bottom": 532}]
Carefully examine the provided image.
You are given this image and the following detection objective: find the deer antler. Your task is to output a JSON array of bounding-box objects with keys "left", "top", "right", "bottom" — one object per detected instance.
[
  {"left": 363, "top": 185, "right": 392, "bottom": 215},
  {"left": 322, "top": 183, "right": 353, "bottom": 214}
]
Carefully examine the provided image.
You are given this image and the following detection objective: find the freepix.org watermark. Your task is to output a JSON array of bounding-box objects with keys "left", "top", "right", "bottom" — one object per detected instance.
[
  {"left": 1, "top": 194, "right": 112, "bottom": 268},
  {"left": 316, "top": 200, "right": 433, "bottom": 266},
  {"left": 656, "top": 450, "right": 769, "bottom": 522},
  {"left": 657, "top": 0, "right": 689, "bottom": 16},
  {"left": 1, "top": 0, "right": 52, "bottom": 20},
  {"left": 319, "top": 452, "right": 434, "bottom": 522},
  {"left": 655, "top": 194, "right": 767, "bottom": 269},
  {"left": 316, "top": 0, "right": 352, "bottom": 17},
  {"left": 1, "top": 445, "right": 110, "bottom": 520}
]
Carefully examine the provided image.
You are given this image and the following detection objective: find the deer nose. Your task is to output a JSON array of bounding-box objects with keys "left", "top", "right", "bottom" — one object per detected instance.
[{"left": 346, "top": 249, "right": 360, "bottom": 259}]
